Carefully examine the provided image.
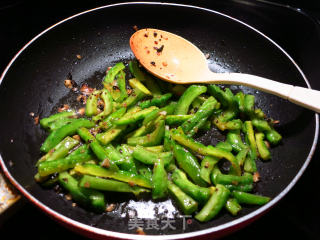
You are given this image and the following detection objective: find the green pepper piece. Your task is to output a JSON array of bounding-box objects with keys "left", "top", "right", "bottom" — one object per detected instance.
[
  {"left": 265, "top": 129, "right": 282, "bottom": 145},
  {"left": 99, "top": 107, "right": 126, "bottom": 130},
  {"left": 174, "top": 85, "right": 207, "bottom": 115},
  {"left": 171, "top": 128, "right": 241, "bottom": 176},
  {"left": 226, "top": 130, "right": 246, "bottom": 153},
  {"left": 215, "top": 141, "right": 232, "bottom": 152},
  {"left": 103, "top": 62, "right": 125, "bottom": 84},
  {"left": 165, "top": 115, "right": 192, "bottom": 126},
  {"left": 38, "top": 144, "right": 94, "bottom": 176},
  {"left": 116, "top": 144, "right": 137, "bottom": 173},
  {"left": 168, "top": 181, "right": 198, "bottom": 215},
  {"left": 225, "top": 198, "right": 242, "bottom": 216},
  {"left": 120, "top": 88, "right": 146, "bottom": 109},
  {"left": 252, "top": 119, "right": 272, "bottom": 132},
  {"left": 40, "top": 110, "right": 76, "bottom": 129},
  {"left": 244, "top": 94, "right": 255, "bottom": 117},
  {"left": 181, "top": 96, "right": 217, "bottom": 135},
  {"left": 152, "top": 158, "right": 168, "bottom": 199},
  {"left": 232, "top": 191, "right": 270, "bottom": 205},
  {"left": 116, "top": 70, "right": 128, "bottom": 102},
  {"left": 77, "top": 127, "right": 119, "bottom": 171},
  {"left": 129, "top": 60, "right": 162, "bottom": 96},
  {"left": 200, "top": 156, "right": 219, "bottom": 184},
  {"left": 171, "top": 169, "right": 212, "bottom": 205},
  {"left": 255, "top": 132, "right": 271, "bottom": 160},
  {"left": 37, "top": 136, "right": 79, "bottom": 166},
  {"left": 207, "top": 85, "right": 235, "bottom": 108},
  {"left": 85, "top": 90, "right": 100, "bottom": 117},
  {"left": 143, "top": 102, "right": 177, "bottom": 125},
  {"left": 140, "top": 93, "right": 172, "bottom": 109},
  {"left": 75, "top": 163, "right": 152, "bottom": 189},
  {"left": 127, "top": 120, "right": 165, "bottom": 146},
  {"left": 40, "top": 119, "right": 95, "bottom": 152},
  {"left": 132, "top": 145, "right": 173, "bottom": 167},
  {"left": 79, "top": 175, "right": 149, "bottom": 196},
  {"left": 58, "top": 171, "right": 105, "bottom": 212},
  {"left": 96, "top": 125, "right": 127, "bottom": 145},
  {"left": 92, "top": 89, "right": 113, "bottom": 122},
  {"left": 195, "top": 184, "right": 230, "bottom": 222},
  {"left": 172, "top": 141, "right": 207, "bottom": 187},
  {"left": 114, "top": 106, "right": 158, "bottom": 125}
]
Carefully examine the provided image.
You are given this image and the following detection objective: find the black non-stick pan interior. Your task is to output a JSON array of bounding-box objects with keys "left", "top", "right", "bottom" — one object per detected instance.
[{"left": 0, "top": 3, "right": 317, "bottom": 237}]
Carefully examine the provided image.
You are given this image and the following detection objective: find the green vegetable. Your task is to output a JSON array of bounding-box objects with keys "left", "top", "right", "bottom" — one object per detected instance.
[
  {"left": 58, "top": 171, "right": 105, "bottom": 212},
  {"left": 40, "top": 111, "right": 75, "bottom": 129},
  {"left": 171, "top": 169, "right": 212, "bottom": 205},
  {"left": 40, "top": 119, "right": 94, "bottom": 152},
  {"left": 174, "top": 85, "right": 207, "bottom": 115},
  {"left": 232, "top": 191, "right": 271, "bottom": 205},
  {"left": 168, "top": 181, "right": 198, "bottom": 215},
  {"left": 79, "top": 175, "right": 149, "bottom": 196},
  {"left": 172, "top": 141, "right": 207, "bottom": 187},
  {"left": 195, "top": 184, "right": 230, "bottom": 222},
  {"left": 152, "top": 158, "right": 168, "bottom": 199},
  {"left": 75, "top": 164, "right": 152, "bottom": 189}
]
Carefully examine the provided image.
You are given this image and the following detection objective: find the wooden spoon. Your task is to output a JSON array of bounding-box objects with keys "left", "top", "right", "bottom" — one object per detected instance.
[{"left": 130, "top": 28, "right": 320, "bottom": 113}]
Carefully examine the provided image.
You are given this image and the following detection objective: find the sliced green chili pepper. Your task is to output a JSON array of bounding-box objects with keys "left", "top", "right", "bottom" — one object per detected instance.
[
  {"left": 99, "top": 107, "right": 126, "bottom": 130},
  {"left": 225, "top": 198, "right": 242, "bottom": 216},
  {"left": 143, "top": 102, "right": 176, "bottom": 125},
  {"left": 58, "top": 171, "right": 105, "bottom": 212},
  {"left": 77, "top": 127, "right": 119, "bottom": 171},
  {"left": 40, "top": 111, "right": 76, "bottom": 129},
  {"left": 208, "top": 85, "right": 234, "bottom": 108},
  {"left": 265, "top": 129, "right": 282, "bottom": 145},
  {"left": 96, "top": 125, "right": 127, "bottom": 146},
  {"left": 181, "top": 96, "right": 217, "bottom": 135},
  {"left": 103, "top": 62, "right": 125, "bottom": 84},
  {"left": 129, "top": 60, "right": 162, "bottom": 95},
  {"left": 37, "top": 136, "right": 79, "bottom": 166},
  {"left": 200, "top": 156, "right": 219, "bottom": 184},
  {"left": 129, "top": 78, "right": 152, "bottom": 96},
  {"left": 92, "top": 89, "right": 113, "bottom": 122},
  {"left": 132, "top": 145, "right": 173, "bottom": 167},
  {"left": 114, "top": 106, "right": 158, "bottom": 125},
  {"left": 244, "top": 94, "right": 255, "bottom": 117},
  {"left": 38, "top": 144, "right": 94, "bottom": 176},
  {"left": 152, "top": 158, "right": 168, "bottom": 199},
  {"left": 140, "top": 93, "right": 172, "bottom": 109},
  {"left": 174, "top": 85, "right": 207, "bottom": 115},
  {"left": 168, "top": 181, "right": 198, "bottom": 215},
  {"left": 47, "top": 117, "right": 78, "bottom": 132},
  {"left": 79, "top": 175, "right": 149, "bottom": 196},
  {"left": 172, "top": 141, "right": 207, "bottom": 187},
  {"left": 120, "top": 88, "right": 146, "bottom": 109},
  {"left": 75, "top": 164, "right": 152, "bottom": 189},
  {"left": 116, "top": 70, "right": 128, "bottom": 102},
  {"left": 171, "top": 169, "right": 212, "bottom": 205},
  {"left": 255, "top": 132, "right": 271, "bottom": 160},
  {"left": 232, "top": 191, "right": 270, "bottom": 205},
  {"left": 226, "top": 130, "right": 246, "bottom": 153},
  {"left": 171, "top": 128, "right": 241, "bottom": 176},
  {"left": 195, "top": 184, "right": 230, "bottom": 222},
  {"left": 127, "top": 120, "right": 165, "bottom": 146},
  {"left": 215, "top": 141, "right": 232, "bottom": 152},
  {"left": 252, "top": 119, "right": 272, "bottom": 132},
  {"left": 165, "top": 115, "right": 192, "bottom": 126},
  {"left": 85, "top": 90, "right": 100, "bottom": 117},
  {"left": 40, "top": 119, "right": 94, "bottom": 152}
]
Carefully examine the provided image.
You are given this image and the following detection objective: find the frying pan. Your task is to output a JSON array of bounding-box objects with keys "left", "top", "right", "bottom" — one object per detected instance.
[{"left": 0, "top": 2, "right": 318, "bottom": 239}]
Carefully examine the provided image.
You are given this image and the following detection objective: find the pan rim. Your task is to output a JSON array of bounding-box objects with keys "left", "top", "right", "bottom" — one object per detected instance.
[{"left": 0, "top": 1, "right": 319, "bottom": 239}]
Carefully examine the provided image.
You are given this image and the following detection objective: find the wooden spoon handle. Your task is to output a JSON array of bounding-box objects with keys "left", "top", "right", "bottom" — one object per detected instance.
[{"left": 205, "top": 72, "right": 320, "bottom": 113}]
